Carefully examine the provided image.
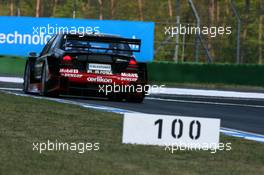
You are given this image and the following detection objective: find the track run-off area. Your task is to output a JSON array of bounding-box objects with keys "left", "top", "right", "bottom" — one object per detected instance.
[{"left": 0, "top": 76, "right": 264, "bottom": 143}]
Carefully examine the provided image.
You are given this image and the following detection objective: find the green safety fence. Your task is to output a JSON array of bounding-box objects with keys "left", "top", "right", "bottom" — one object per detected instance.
[{"left": 147, "top": 62, "right": 264, "bottom": 86}]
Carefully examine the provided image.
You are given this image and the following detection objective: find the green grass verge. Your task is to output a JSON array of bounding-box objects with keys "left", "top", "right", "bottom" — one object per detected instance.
[{"left": 0, "top": 92, "right": 263, "bottom": 175}]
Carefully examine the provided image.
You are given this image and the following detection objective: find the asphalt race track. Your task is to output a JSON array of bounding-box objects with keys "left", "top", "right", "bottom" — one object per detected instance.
[{"left": 1, "top": 81, "right": 264, "bottom": 135}]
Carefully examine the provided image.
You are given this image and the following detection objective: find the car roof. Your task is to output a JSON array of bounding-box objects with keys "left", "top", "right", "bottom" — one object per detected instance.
[{"left": 58, "top": 33, "right": 123, "bottom": 39}]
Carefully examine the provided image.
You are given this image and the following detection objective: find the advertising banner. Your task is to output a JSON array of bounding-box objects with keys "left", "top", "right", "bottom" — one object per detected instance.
[{"left": 0, "top": 16, "right": 155, "bottom": 62}]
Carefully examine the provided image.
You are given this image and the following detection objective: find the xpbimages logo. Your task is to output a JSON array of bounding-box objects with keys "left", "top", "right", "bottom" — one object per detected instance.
[
  {"left": 0, "top": 24, "right": 101, "bottom": 46},
  {"left": 32, "top": 24, "right": 100, "bottom": 36},
  {"left": 32, "top": 140, "right": 100, "bottom": 154}
]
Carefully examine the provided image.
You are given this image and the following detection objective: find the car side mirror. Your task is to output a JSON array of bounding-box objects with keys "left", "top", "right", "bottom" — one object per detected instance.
[{"left": 29, "top": 52, "right": 37, "bottom": 58}]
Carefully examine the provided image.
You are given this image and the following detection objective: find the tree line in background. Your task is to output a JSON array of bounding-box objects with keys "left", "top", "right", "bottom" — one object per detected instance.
[{"left": 0, "top": 0, "right": 263, "bottom": 64}]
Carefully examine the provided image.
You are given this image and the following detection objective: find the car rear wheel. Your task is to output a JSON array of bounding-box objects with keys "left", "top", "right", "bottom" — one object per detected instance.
[
  {"left": 40, "top": 63, "right": 48, "bottom": 96},
  {"left": 40, "top": 63, "right": 59, "bottom": 97},
  {"left": 23, "top": 61, "right": 30, "bottom": 93}
]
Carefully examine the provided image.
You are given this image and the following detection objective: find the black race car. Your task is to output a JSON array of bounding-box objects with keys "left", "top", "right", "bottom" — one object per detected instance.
[{"left": 23, "top": 33, "right": 148, "bottom": 103}]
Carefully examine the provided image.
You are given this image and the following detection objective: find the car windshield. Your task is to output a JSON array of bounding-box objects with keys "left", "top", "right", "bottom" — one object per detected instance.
[{"left": 62, "top": 39, "right": 132, "bottom": 56}]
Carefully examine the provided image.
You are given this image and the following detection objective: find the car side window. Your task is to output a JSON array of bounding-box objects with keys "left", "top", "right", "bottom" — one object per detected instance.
[
  {"left": 49, "top": 35, "right": 61, "bottom": 52},
  {"left": 40, "top": 35, "right": 56, "bottom": 56}
]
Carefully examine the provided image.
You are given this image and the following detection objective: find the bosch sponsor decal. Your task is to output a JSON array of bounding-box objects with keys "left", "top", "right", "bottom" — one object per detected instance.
[{"left": 88, "top": 64, "right": 112, "bottom": 71}]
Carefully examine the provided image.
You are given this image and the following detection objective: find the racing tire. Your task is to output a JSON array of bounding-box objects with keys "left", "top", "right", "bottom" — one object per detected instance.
[
  {"left": 40, "top": 63, "right": 48, "bottom": 96},
  {"left": 40, "top": 63, "right": 59, "bottom": 97},
  {"left": 23, "top": 61, "right": 31, "bottom": 94}
]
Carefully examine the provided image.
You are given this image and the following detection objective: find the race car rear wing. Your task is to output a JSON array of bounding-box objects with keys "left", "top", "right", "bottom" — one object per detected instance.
[{"left": 64, "top": 34, "right": 141, "bottom": 53}]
